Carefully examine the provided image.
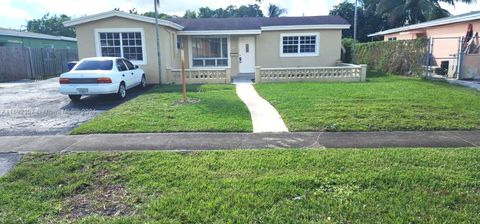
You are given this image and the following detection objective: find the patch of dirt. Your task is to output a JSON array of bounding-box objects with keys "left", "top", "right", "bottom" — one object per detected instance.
[{"left": 60, "top": 169, "right": 135, "bottom": 221}]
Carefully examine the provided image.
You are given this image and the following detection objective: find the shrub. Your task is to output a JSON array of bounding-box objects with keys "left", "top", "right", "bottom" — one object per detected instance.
[
  {"left": 355, "top": 39, "right": 428, "bottom": 76},
  {"left": 341, "top": 38, "right": 354, "bottom": 63}
]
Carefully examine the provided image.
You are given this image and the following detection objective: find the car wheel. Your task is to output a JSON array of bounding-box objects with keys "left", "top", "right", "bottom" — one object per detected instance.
[
  {"left": 68, "top": 95, "right": 81, "bottom": 101},
  {"left": 141, "top": 75, "right": 147, "bottom": 88},
  {"left": 117, "top": 83, "right": 126, "bottom": 100}
]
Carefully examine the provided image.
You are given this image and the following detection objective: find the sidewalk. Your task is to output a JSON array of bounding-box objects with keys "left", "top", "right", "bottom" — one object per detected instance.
[
  {"left": 235, "top": 83, "right": 289, "bottom": 133},
  {"left": 0, "top": 131, "right": 479, "bottom": 153}
]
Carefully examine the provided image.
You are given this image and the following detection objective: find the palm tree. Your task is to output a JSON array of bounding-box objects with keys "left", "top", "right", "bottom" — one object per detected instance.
[
  {"left": 268, "top": 4, "right": 287, "bottom": 17},
  {"left": 367, "top": 0, "right": 476, "bottom": 27}
]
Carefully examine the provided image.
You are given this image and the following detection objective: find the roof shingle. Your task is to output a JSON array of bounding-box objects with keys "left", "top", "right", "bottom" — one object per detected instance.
[{"left": 168, "top": 16, "right": 349, "bottom": 31}]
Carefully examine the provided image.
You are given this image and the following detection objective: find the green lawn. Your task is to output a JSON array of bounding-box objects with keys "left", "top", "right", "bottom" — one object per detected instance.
[
  {"left": 255, "top": 72, "right": 480, "bottom": 131},
  {"left": 1, "top": 148, "right": 479, "bottom": 223},
  {"left": 71, "top": 84, "right": 252, "bottom": 134}
]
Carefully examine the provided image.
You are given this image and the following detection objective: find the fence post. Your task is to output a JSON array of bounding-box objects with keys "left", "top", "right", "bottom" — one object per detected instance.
[
  {"left": 360, "top": 64, "right": 367, "bottom": 82},
  {"left": 457, "top": 36, "right": 465, "bottom": 80},
  {"left": 255, "top": 66, "right": 261, "bottom": 83}
]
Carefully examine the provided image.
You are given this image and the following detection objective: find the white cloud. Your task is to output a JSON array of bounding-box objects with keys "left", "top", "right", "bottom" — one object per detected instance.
[
  {"left": 19, "top": 0, "right": 336, "bottom": 18},
  {"left": 0, "top": 0, "right": 338, "bottom": 28},
  {"left": 0, "top": 0, "right": 31, "bottom": 20},
  {"left": 439, "top": 2, "right": 480, "bottom": 15}
]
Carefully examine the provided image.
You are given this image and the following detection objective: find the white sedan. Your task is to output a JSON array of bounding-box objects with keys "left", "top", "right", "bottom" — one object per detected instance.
[{"left": 59, "top": 57, "right": 146, "bottom": 101}]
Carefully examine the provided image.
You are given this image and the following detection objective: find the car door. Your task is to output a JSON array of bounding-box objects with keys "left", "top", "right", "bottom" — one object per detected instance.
[
  {"left": 115, "top": 59, "right": 131, "bottom": 87},
  {"left": 123, "top": 59, "right": 140, "bottom": 86}
]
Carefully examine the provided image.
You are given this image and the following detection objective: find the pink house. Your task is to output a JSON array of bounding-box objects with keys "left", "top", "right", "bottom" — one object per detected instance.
[{"left": 369, "top": 11, "right": 480, "bottom": 79}]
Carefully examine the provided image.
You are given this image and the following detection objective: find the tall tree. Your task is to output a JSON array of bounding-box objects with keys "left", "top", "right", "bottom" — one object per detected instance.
[
  {"left": 237, "top": 4, "right": 264, "bottom": 17},
  {"left": 183, "top": 10, "right": 197, "bottom": 19},
  {"left": 198, "top": 7, "right": 216, "bottom": 18},
  {"left": 365, "top": 0, "right": 476, "bottom": 27},
  {"left": 27, "top": 14, "right": 75, "bottom": 37},
  {"left": 185, "top": 4, "right": 264, "bottom": 18},
  {"left": 268, "top": 3, "right": 287, "bottom": 17},
  {"left": 143, "top": 11, "right": 174, "bottom": 19},
  {"left": 330, "top": 2, "right": 386, "bottom": 42}
]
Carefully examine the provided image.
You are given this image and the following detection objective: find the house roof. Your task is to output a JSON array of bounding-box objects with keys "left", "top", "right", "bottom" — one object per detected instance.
[
  {"left": 368, "top": 11, "right": 480, "bottom": 37},
  {"left": 63, "top": 10, "right": 350, "bottom": 34},
  {"left": 63, "top": 10, "right": 185, "bottom": 30},
  {"left": 168, "top": 16, "right": 350, "bottom": 31},
  {"left": 0, "top": 27, "right": 77, "bottom": 42}
]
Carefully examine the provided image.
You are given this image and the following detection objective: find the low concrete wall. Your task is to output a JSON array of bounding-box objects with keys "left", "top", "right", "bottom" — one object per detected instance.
[
  {"left": 255, "top": 64, "right": 367, "bottom": 83},
  {"left": 166, "top": 68, "right": 231, "bottom": 84},
  {"left": 461, "top": 54, "right": 480, "bottom": 80}
]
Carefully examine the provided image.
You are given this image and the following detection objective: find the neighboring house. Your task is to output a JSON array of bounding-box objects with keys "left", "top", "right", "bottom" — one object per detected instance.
[
  {"left": 368, "top": 11, "right": 480, "bottom": 79},
  {"left": 64, "top": 10, "right": 365, "bottom": 84},
  {"left": 0, "top": 27, "right": 77, "bottom": 49}
]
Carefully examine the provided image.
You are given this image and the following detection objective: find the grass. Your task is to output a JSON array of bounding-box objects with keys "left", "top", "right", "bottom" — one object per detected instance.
[
  {"left": 71, "top": 84, "right": 252, "bottom": 134},
  {"left": 255, "top": 71, "right": 480, "bottom": 131},
  {"left": 1, "top": 148, "right": 479, "bottom": 223}
]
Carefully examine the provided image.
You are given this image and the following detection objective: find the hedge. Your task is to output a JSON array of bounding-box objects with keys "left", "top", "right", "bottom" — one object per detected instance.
[{"left": 354, "top": 38, "right": 429, "bottom": 76}]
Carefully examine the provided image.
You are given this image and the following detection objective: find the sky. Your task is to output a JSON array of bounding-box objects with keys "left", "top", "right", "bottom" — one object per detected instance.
[{"left": 0, "top": 0, "right": 479, "bottom": 30}]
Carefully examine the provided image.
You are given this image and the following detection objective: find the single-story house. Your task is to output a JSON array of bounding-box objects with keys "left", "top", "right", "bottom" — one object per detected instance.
[
  {"left": 0, "top": 27, "right": 77, "bottom": 49},
  {"left": 64, "top": 10, "right": 366, "bottom": 84},
  {"left": 368, "top": 11, "right": 480, "bottom": 79}
]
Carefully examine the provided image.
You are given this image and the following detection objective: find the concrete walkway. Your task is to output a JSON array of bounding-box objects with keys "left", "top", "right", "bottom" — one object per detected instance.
[
  {"left": 0, "top": 153, "right": 21, "bottom": 176},
  {"left": 0, "top": 131, "right": 479, "bottom": 153},
  {"left": 446, "top": 79, "right": 480, "bottom": 91},
  {"left": 235, "top": 83, "right": 289, "bottom": 133}
]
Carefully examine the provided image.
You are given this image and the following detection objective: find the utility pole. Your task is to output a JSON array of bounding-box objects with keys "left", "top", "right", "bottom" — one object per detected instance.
[
  {"left": 352, "top": 0, "right": 358, "bottom": 64},
  {"left": 154, "top": 0, "right": 162, "bottom": 84}
]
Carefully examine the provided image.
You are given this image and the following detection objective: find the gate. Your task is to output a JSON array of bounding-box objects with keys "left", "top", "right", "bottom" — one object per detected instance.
[{"left": 425, "top": 37, "right": 463, "bottom": 79}]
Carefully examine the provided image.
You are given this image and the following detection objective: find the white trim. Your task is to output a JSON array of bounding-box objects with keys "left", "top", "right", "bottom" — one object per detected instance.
[
  {"left": 368, "top": 11, "right": 480, "bottom": 37},
  {"left": 188, "top": 35, "right": 231, "bottom": 69},
  {"left": 279, "top": 33, "right": 320, "bottom": 58},
  {"left": 262, "top": 24, "right": 350, "bottom": 31},
  {"left": 94, "top": 28, "right": 147, "bottom": 65},
  {"left": 64, "top": 10, "right": 183, "bottom": 30},
  {"left": 178, "top": 30, "right": 261, "bottom": 35}
]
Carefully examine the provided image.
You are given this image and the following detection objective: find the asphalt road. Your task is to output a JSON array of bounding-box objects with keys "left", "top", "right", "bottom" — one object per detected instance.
[{"left": 0, "top": 78, "right": 151, "bottom": 136}]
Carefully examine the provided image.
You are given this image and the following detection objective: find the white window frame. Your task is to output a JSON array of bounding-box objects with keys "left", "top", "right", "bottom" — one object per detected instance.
[
  {"left": 280, "top": 33, "right": 320, "bottom": 57},
  {"left": 94, "top": 28, "right": 147, "bottom": 65},
  {"left": 188, "top": 35, "right": 231, "bottom": 69}
]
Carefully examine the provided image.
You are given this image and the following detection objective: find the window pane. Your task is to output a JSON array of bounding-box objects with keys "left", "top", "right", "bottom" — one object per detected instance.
[
  {"left": 123, "top": 59, "right": 135, "bottom": 70},
  {"left": 75, "top": 60, "right": 113, "bottom": 71},
  {"left": 217, "top": 59, "right": 228, "bottom": 66},
  {"left": 283, "top": 45, "right": 298, "bottom": 54},
  {"left": 101, "top": 47, "right": 121, "bottom": 57},
  {"left": 282, "top": 35, "right": 317, "bottom": 55},
  {"left": 192, "top": 59, "right": 204, "bottom": 67},
  {"left": 205, "top": 59, "right": 216, "bottom": 66},
  {"left": 116, "top": 59, "right": 127, "bottom": 71},
  {"left": 191, "top": 37, "right": 228, "bottom": 67}
]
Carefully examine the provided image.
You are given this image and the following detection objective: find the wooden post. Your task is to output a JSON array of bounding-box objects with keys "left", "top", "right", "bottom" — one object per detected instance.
[{"left": 181, "top": 49, "right": 187, "bottom": 101}]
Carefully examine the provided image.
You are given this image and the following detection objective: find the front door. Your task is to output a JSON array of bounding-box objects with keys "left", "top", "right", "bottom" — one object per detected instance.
[{"left": 238, "top": 37, "right": 256, "bottom": 73}]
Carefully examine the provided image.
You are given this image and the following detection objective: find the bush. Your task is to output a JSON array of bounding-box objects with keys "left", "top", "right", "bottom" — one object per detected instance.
[
  {"left": 341, "top": 38, "right": 354, "bottom": 63},
  {"left": 355, "top": 39, "right": 428, "bottom": 76}
]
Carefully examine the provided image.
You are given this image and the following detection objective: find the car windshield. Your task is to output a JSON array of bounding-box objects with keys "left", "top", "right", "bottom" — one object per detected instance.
[{"left": 74, "top": 60, "right": 113, "bottom": 71}]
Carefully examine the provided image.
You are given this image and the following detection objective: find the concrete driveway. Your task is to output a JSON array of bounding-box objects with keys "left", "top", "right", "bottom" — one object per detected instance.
[{"left": 0, "top": 77, "right": 151, "bottom": 136}]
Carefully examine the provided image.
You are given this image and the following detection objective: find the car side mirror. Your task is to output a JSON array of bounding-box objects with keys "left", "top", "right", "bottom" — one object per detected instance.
[{"left": 134, "top": 65, "right": 139, "bottom": 69}]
